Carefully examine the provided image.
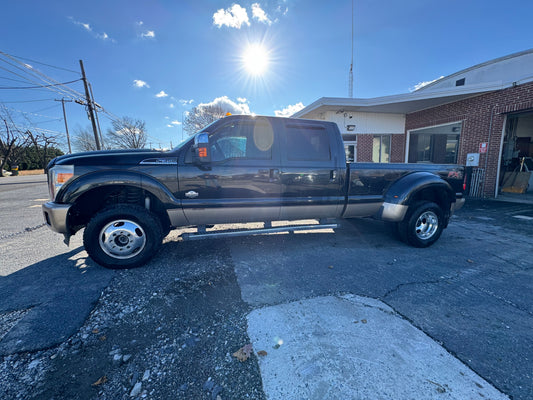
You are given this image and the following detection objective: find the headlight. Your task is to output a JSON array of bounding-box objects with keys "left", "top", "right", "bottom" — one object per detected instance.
[{"left": 48, "top": 165, "right": 74, "bottom": 201}]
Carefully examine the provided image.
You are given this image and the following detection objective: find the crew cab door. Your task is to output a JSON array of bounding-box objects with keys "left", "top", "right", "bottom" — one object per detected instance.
[
  {"left": 279, "top": 121, "right": 345, "bottom": 219},
  {"left": 178, "top": 117, "right": 281, "bottom": 225}
]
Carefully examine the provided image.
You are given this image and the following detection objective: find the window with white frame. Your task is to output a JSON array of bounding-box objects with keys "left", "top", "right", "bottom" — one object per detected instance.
[{"left": 372, "top": 135, "right": 391, "bottom": 163}]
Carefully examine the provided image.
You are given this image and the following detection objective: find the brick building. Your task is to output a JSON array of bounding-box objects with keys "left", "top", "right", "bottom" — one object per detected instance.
[{"left": 293, "top": 49, "right": 533, "bottom": 198}]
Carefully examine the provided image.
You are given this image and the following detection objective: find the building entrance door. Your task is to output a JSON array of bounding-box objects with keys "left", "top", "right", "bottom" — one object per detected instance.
[{"left": 500, "top": 112, "right": 533, "bottom": 194}]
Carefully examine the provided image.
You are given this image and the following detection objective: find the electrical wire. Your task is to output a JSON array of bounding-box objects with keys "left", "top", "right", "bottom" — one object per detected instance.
[
  {"left": 0, "top": 78, "right": 82, "bottom": 90},
  {"left": 7, "top": 106, "right": 60, "bottom": 120},
  {"left": 0, "top": 76, "right": 37, "bottom": 84},
  {"left": 31, "top": 104, "right": 61, "bottom": 113},
  {"left": 0, "top": 54, "right": 83, "bottom": 100},
  {"left": 0, "top": 63, "right": 80, "bottom": 99},
  {"left": 0, "top": 98, "right": 55, "bottom": 103},
  {"left": 1, "top": 52, "right": 121, "bottom": 130},
  {"left": 3, "top": 53, "right": 80, "bottom": 75}
]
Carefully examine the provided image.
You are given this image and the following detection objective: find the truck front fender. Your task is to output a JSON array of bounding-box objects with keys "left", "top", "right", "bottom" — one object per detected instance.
[
  {"left": 379, "top": 172, "right": 455, "bottom": 222},
  {"left": 57, "top": 170, "right": 180, "bottom": 208}
]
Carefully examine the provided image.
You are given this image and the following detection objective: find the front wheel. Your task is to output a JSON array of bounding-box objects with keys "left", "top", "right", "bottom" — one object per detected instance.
[
  {"left": 398, "top": 201, "right": 444, "bottom": 248},
  {"left": 83, "top": 204, "right": 163, "bottom": 269}
]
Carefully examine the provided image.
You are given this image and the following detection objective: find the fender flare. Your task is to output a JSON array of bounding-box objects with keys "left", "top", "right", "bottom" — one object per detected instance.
[
  {"left": 379, "top": 172, "right": 455, "bottom": 222},
  {"left": 57, "top": 170, "right": 180, "bottom": 209}
]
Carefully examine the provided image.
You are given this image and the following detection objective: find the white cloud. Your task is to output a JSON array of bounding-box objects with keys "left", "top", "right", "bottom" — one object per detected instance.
[
  {"left": 169, "top": 104, "right": 175, "bottom": 108},
  {"left": 179, "top": 99, "right": 194, "bottom": 106},
  {"left": 237, "top": 97, "right": 247, "bottom": 103},
  {"left": 166, "top": 120, "right": 181, "bottom": 128},
  {"left": 133, "top": 79, "right": 149, "bottom": 88},
  {"left": 410, "top": 76, "right": 444, "bottom": 92},
  {"left": 141, "top": 30, "right": 155, "bottom": 38},
  {"left": 252, "top": 3, "right": 271, "bottom": 24},
  {"left": 68, "top": 17, "right": 115, "bottom": 42},
  {"left": 155, "top": 90, "right": 169, "bottom": 98},
  {"left": 275, "top": 102, "right": 305, "bottom": 117},
  {"left": 198, "top": 96, "right": 251, "bottom": 115},
  {"left": 213, "top": 4, "right": 250, "bottom": 29}
]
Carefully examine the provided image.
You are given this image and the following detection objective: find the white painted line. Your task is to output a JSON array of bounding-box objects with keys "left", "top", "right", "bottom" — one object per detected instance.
[{"left": 247, "top": 295, "right": 508, "bottom": 400}]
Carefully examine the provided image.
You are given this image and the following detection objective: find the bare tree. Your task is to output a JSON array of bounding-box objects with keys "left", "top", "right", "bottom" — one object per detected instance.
[
  {"left": 106, "top": 117, "right": 147, "bottom": 149},
  {"left": 183, "top": 104, "right": 226, "bottom": 136},
  {"left": 26, "top": 129, "right": 61, "bottom": 169},
  {"left": 0, "top": 105, "right": 30, "bottom": 176},
  {"left": 72, "top": 126, "right": 100, "bottom": 152}
]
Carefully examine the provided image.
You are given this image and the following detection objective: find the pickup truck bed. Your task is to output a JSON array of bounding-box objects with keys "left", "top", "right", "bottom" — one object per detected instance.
[{"left": 43, "top": 115, "right": 465, "bottom": 269}]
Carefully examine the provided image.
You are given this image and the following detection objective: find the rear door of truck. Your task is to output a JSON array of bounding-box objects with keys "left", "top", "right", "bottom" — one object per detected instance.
[{"left": 278, "top": 120, "right": 345, "bottom": 219}]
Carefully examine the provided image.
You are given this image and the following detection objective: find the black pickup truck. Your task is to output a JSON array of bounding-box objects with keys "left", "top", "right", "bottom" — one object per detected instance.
[{"left": 43, "top": 115, "right": 465, "bottom": 269}]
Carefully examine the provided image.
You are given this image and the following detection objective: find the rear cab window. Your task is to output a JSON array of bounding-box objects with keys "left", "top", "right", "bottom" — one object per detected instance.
[{"left": 282, "top": 123, "right": 332, "bottom": 163}]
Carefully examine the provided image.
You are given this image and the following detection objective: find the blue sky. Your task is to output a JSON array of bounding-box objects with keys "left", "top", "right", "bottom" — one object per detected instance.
[{"left": 2, "top": 0, "right": 533, "bottom": 150}]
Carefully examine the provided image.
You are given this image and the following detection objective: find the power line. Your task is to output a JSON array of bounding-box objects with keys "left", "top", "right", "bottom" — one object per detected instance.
[
  {"left": 1, "top": 53, "right": 121, "bottom": 135},
  {"left": 6, "top": 106, "right": 61, "bottom": 119},
  {"left": 0, "top": 53, "right": 84, "bottom": 100},
  {"left": 0, "top": 76, "right": 37, "bottom": 84},
  {"left": 31, "top": 118, "right": 63, "bottom": 125},
  {"left": 31, "top": 104, "right": 61, "bottom": 113},
  {"left": 0, "top": 98, "right": 55, "bottom": 103},
  {"left": 0, "top": 62, "right": 80, "bottom": 100},
  {"left": 12, "top": 124, "right": 64, "bottom": 136},
  {"left": 2, "top": 53, "right": 80, "bottom": 74},
  {"left": 0, "top": 78, "right": 82, "bottom": 90}
]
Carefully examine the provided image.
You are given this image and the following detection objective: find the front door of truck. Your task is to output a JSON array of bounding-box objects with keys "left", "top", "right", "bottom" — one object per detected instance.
[
  {"left": 279, "top": 121, "right": 345, "bottom": 220},
  {"left": 179, "top": 117, "right": 281, "bottom": 225}
]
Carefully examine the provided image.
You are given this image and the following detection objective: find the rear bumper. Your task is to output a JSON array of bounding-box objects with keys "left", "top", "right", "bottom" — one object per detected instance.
[{"left": 42, "top": 202, "right": 71, "bottom": 234}]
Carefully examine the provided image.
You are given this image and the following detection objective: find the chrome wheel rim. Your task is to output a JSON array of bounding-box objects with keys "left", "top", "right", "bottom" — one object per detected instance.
[
  {"left": 415, "top": 211, "right": 438, "bottom": 240},
  {"left": 99, "top": 219, "right": 146, "bottom": 259}
]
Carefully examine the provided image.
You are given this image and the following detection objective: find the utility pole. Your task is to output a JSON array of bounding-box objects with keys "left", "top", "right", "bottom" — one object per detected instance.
[
  {"left": 79, "top": 60, "right": 101, "bottom": 150},
  {"left": 89, "top": 82, "right": 105, "bottom": 149},
  {"left": 55, "top": 98, "right": 73, "bottom": 153}
]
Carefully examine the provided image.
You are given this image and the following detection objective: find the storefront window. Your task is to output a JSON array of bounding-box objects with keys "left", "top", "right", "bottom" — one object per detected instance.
[
  {"left": 408, "top": 122, "right": 461, "bottom": 164},
  {"left": 372, "top": 135, "right": 390, "bottom": 163}
]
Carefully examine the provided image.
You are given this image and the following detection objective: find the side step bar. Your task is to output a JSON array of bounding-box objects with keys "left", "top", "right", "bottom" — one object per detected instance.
[{"left": 181, "top": 221, "right": 339, "bottom": 241}]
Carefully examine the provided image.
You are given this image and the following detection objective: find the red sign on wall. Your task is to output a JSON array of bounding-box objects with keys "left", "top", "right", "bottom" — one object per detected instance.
[{"left": 479, "top": 142, "right": 488, "bottom": 154}]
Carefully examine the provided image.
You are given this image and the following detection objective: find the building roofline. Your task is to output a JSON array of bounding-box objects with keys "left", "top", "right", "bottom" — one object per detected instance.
[
  {"left": 415, "top": 48, "right": 533, "bottom": 92},
  {"left": 293, "top": 76, "right": 533, "bottom": 117}
]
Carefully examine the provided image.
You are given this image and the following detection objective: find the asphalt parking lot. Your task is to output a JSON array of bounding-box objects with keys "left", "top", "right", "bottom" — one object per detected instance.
[{"left": 0, "top": 174, "right": 532, "bottom": 399}]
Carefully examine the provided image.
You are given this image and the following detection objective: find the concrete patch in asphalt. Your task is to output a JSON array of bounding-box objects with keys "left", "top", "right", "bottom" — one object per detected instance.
[{"left": 247, "top": 295, "right": 508, "bottom": 400}]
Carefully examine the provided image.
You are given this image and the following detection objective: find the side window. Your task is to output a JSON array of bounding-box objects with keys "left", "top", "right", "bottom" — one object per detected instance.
[
  {"left": 286, "top": 124, "right": 331, "bottom": 161},
  {"left": 210, "top": 121, "right": 273, "bottom": 162}
]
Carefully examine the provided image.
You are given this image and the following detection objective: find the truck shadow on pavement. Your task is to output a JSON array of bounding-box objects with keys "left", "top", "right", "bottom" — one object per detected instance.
[{"left": 0, "top": 247, "right": 114, "bottom": 356}]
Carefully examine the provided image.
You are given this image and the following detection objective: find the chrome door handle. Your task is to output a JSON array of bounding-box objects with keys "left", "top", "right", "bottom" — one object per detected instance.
[{"left": 185, "top": 191, "right": 199, "bottom": 199}]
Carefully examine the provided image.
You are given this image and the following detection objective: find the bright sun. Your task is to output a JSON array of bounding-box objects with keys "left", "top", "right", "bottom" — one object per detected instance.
[{"left": 242, "top": 44, "right": 269, "bottom": 76}]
